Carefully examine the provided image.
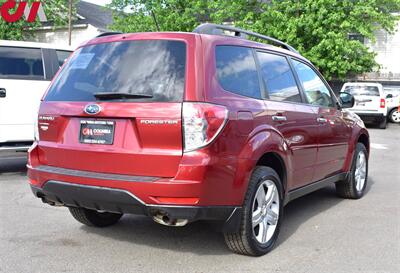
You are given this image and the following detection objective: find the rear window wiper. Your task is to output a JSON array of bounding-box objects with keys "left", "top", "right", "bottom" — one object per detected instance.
[{"left": 94, "top": 92, "right": 153, "bottom": 100}]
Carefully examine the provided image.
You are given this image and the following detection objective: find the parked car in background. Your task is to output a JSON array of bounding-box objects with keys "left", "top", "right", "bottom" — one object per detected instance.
[
  {"left": 0, "top": 40, "right": 72, "bottom": 152},
  {"left": 340, "top": 82, "right": 388, "bottom": 129},
  {"left": 383, "top": 86, "right": 400, "bottom": 123},
  {"left": 28, "top": 24, "right": 370, "bottom": 256}
]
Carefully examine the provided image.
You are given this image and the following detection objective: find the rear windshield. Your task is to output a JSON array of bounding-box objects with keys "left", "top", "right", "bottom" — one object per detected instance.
[
  {"left": 343, "top": 86, "right": 380, "bottom": 96},
  {"left": 45, "top": 40, "right": 186, "bottom": 102}
]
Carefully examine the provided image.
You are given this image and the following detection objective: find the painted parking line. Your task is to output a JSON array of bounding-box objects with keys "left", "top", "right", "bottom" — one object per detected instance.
[{"left": 370, "top": 143, "right": 388, "bottom": 150}]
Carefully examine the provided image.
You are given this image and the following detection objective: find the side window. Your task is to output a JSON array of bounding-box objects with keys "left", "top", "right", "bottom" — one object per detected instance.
[
  {"left": 257, "top": 51, "right": 302, "bottom": 103},
  {"left": 216, "top": 46, "right": 261, "bottom": 99},
  {"left": 0, "top": 46, "right": 44, "bottom": 80},
  {"left": 292, "top": 59, "right": 334, "bottom": 107},
  {"left": 56, "top": 50, "right": 71, "bottom": 67}
]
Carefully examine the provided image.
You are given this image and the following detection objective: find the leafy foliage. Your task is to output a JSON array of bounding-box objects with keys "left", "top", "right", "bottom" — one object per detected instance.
[
  {"left": 0, "top": 0, "right": 78, "bottom": 41},
  {"left": 250, "top": 0, "right": 400, "bottom": 79},
  {"left": 111, "top": 0, "right": 400, "bottom": 79},
  {"left": 108, "top": 0, "right": 260, "bottom": 32}
]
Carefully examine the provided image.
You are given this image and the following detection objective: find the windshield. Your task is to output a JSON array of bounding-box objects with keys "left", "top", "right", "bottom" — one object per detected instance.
[
  {"left": 343, "top": 86, "right": 380, "bottom": 97},
  {"left": 45, "top": 40, "right": 186, "bottom": 102}
]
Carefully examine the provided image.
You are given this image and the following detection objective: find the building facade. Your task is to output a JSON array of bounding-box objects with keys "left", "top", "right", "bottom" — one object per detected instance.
[
  {"left": 360, "top": 19, "right": 400, "bottom": 85},
  {"left": 30, "top": 1, "right": 112, "bottom": 48}
]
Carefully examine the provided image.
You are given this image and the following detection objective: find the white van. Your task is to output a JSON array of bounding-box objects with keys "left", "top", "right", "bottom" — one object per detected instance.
[
  {"left": 340, "top": 82, "right": 388, "bottom": 129},
  {"left": 0, "top": 40, "right": 72, "bottom": 151}
]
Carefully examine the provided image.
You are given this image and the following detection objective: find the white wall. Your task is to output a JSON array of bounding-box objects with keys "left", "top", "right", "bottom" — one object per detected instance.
[
  {"left": 366, "top": 21, "right": 400, "bottom": 74},
  {"left": 31, "top": 24, "right": 102, "bottom": 49}
]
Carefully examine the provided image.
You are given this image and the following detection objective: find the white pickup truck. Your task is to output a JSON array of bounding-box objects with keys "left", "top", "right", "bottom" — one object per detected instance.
[
  {"left": 383, "top": 86, "right": 400, "bottom": 124},
  {"left": 0, "top": 40, "right": 72, "bottom": 152},
  {"left": 340, "top": 82, "right": 388, "bottom": 129}
]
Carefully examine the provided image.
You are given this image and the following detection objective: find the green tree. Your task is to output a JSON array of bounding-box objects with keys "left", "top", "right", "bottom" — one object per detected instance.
[
  {"left": 109, "top": 0, "right": 400, "bottom": 80},
  {"left": 0, "top": 0, "right": 78, "bottom": 41},
  {"left": 108, "top": 0, "right": 259, "bottom": 32},
  {"left": 249, "top": 0, "right": 400, "bottom": 79}
]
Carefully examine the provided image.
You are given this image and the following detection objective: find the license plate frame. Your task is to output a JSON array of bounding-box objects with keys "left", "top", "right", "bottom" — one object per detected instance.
[{"left": 79, "top": 119, "right": 115, "bottom": 145}]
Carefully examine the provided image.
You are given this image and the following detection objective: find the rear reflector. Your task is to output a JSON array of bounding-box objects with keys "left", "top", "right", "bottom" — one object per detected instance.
[
  {"left": 29, "top": 178, "right": 38, "bottom": 185},
  {"left": 154, "top": 197, "right": 200, "bottom": 205},
  {"left": 182, "top": 102, "right": 228, "bottom": 152}
]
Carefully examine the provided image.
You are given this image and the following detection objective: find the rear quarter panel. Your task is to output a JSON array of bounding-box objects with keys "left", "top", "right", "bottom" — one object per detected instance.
[
  {"left": 198, "top": 35, "right": 293, "bottom": 202},
  {"left": 341, "top": 111, "right": 370, "bottom": 172}
]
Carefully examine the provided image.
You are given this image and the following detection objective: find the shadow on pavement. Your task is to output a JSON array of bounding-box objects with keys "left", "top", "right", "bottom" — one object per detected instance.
[
  {"left": 82, "top": 215, "right": 231, "bottom": 256},
  {"left": 0, "top": 152, "right": 27, "bottom": 173},
  {"left": 79, "top": 178, "right": 374, "bottom": 256},
  {"left": 278, "top": 176, "right": 374, "bottom": 247}
]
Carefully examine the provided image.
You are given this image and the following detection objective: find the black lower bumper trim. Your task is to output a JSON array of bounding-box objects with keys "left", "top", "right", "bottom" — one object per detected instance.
[
  {"left": 31, "top": 181, "right": 146, "bottom": 215},
  {"left": 356, "top": 113, "right": 385, "bottom": 123},
  {"left": 30, "top": 181, "right": 242, "bottom": 231}
]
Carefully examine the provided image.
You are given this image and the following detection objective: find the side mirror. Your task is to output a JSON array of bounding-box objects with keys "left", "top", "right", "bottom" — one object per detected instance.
[
  {"left": 386, "top": 94, "right": 393, "bottom": 99},
  {"left": 339, "top": 92, "right": 355, "bottom": 109}
]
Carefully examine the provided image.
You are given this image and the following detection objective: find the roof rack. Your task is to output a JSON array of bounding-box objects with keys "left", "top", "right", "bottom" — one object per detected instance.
[
  {"left": 95, "top": 32, "right": 123, "bottom": 38},
  {"left": 193, "top": 23, "right": 298, "bottom": 54}
]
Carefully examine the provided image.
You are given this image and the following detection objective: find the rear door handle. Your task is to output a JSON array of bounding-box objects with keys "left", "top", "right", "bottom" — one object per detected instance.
[
  {"left": 0, "top": 88, "right": 5, "bottom": 98},
  {"left": 317, "top": 117, "right": 328, "bottom": 123},
  {"left": 272, "top": 115, "right": 287, "bottom": 122}
]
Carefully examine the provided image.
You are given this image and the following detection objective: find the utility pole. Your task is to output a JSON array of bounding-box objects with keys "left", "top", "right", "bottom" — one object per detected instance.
[
  {"left": 150, "top": 10, "right": 160, "bottom": 31},
  {"left": 68, "top": 0, "right": 72, "bottom": 46}
]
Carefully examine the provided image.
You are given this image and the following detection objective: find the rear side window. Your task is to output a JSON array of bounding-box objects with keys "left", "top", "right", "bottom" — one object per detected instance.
[
  {"left": 56, "top": 50, "right": 71, "bottom": 67},
  {"left": 45, "top": 40, "right": 186, "bottom": 102},
  {"left": 256, "top": 52, "right": 301, "bottom": 103},
  {"left": 216, "top": 46, "right": 261, "bottom": 99},
  {"left": 0, "top": 46, "right": 44, "bottom": 80},
  {"left": 344, "top": 86, "right": 380, "bottom": 97}
]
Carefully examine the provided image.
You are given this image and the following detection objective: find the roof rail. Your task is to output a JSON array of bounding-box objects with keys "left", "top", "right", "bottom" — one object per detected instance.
[
  {"left": 193, "top": 23, "right": 298, "bottom": 54},
  {"left": 95, "top": 32, "right": 123, "bottom": 38}
]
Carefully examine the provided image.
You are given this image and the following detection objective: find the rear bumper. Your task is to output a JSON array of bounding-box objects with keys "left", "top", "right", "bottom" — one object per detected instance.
[
  {"left": 30, "top": 181, "right": 242, "bottom": 232},
  {"left": 354, "top": 112, "right": 386, "bottom": 123},
  {"left": 0, "top": 142, "right": 32, "bottom": 153},
  {"left": 27, "top": 163, "right": 239, "bottom": 206},
  {"left": 28, "top": 140, "right": 251, "bottom": 206}
]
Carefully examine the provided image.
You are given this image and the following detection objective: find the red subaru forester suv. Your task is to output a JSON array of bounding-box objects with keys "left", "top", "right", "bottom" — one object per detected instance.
[{"left": 28, "top": 24, "right": 370, "bottom": 256}]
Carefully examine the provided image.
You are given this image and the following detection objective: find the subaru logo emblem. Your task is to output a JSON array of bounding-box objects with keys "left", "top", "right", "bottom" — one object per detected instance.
[{"left": 84, "top": 104, "right": 101, "bottom": 115}]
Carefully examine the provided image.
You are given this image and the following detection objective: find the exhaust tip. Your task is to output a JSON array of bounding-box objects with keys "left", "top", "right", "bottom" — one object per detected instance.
[{"left": 152, "top": 213, "right": 188, "bottom": 227}]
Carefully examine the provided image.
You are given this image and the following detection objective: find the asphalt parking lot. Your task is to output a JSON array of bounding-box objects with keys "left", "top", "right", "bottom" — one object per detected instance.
[{"left": 0, "top": 124, "right": 399, "bottom": 273}]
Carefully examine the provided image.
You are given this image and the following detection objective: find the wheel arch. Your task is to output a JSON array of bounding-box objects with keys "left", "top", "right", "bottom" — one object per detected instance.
[
  {"left": 357, "top": 132, "right": 370, "bottom": 155},
  {"left": 238, "top": 127, "right": 290, "bottom": 193},
  {"left": 256, "top": 152, "right": 287, "bottom": 194},
  {"left": 343, "top": 128, "right": 370, "bottom": 173}
]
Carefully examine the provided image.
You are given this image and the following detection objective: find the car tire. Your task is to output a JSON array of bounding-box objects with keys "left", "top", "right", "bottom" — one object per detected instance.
[
  {"left": 389, "top": 108, "right": 400, "bottom": 123},
  {"left": 336, "top": 143, "right": 368, "bottom": 199},
  {"left": 68, "top": 207, "right": 122, "bottom": 227},
  {"left": 223, "top": 166, "right": 283, "bottom": 256},
  {"left": 378, "top": 117, "right": 387, "bottom": 129}
]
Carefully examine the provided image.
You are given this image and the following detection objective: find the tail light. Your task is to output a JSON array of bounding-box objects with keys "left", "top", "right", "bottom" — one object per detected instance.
[
  {"left": 183, "top": 102, "right": 228, "bottom": 152},
  {"left": 380, "top": 98, "right": 386, "bottom": 108}
]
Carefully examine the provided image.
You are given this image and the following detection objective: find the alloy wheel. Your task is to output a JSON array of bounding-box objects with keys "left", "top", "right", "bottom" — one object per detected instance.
[
  {"left": 391, "top": 110, "right": 400, "bottom": 123},
  {"left": 252, "top": 180, "right": 280, "bottom": 244},
  {"left": 354, "top": 152, "right": 367, "bottom": 191}
]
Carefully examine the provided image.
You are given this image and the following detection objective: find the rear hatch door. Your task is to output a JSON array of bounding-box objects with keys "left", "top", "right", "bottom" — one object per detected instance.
[{"left": 37, "top": 39, "right": 187, "bottom": 178}]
